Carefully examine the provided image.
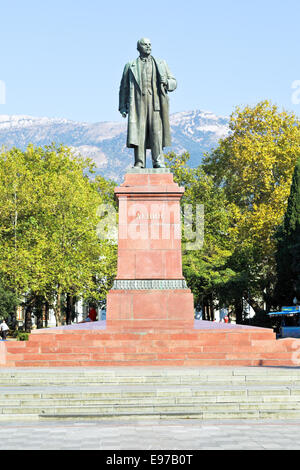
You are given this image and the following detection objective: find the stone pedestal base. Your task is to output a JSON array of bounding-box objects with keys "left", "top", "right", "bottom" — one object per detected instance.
[
  {"left": 106, "top": 169, "right": 193, "bottom": 332},
  {"left": 3, "top": 323, "right": 299, "bottom": 368}
]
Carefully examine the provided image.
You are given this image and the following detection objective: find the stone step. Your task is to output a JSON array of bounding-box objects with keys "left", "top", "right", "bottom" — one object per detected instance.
[
  {"left": 1, "top": 386, "right": 299, "bottom": 398},
  {"left": 0, "top": 414, "right": 39, "bottom": 421},
  {"left": 7, "top": 342, "right": 281, "bottom": 355},
  {"left": 2, "top": 372, "right": 300, "bottom": 385},
  {"left": 33, "top": 410, "right": 300, "bottom": 421},
  {"left": 2, "top": 366, "right": 300, "bottom": 420},
  {"left": 4, "top": 400, "right": 300, "bottom": 415},
  {"left": 14, "top": 357, "right": 299, "bottom": 367},
  {"left": 2, "top": 409, "right": 300, "bottom": 421},
  {"left": 10, "top": 351, "right": 292, "bottom": 360},
  {"left": 7, "top": 343, "right": 290, "bottom": 355},
  {"left": 2, "top": 326, "right": 297, "bottom": 368},
  {"left": 30, "top": 328, "right": 276, "bottom": 338},
  {"left": 6, "top": 358, "right": 297, "bottom": 367},
  {"left": 9, "top": 332, "right": 277, "bottom": 345},
  {"left": 1, "top": 367, "right": 300, "bottom": 376},
  {"left": 2, "top": 367, "right": 300, "bottom": 381},
  {"left": 2, "top": 377, "right": 300, "bottom": 387},
  {"left": 2, "top": 393, "right": 300, "bottom": 407},
  {"left": 0, "top": 383, "right": 298, "bottom": 392},
  {"left": 21, "top": 341, "right": 278, "bottom": 353}
]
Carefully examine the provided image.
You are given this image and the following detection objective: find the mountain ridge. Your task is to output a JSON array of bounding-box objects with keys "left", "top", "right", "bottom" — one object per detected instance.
[{"left": 0, "top": 110, "right": 229, "bottom": 181}]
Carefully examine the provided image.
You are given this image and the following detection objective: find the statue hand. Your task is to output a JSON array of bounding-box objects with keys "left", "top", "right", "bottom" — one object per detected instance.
[{"left": 120, "top": 111, "right": 127, "bottom": 118}]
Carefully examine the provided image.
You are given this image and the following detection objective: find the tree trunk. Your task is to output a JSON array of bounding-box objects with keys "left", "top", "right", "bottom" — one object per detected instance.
[
  {"left": 234, "top": 298, "right": 244, "bottom": 324},
  {"left": 24, "top": 303, "right": 33, "bottom": 333},
  {"left": 55, "top": 287, "right": 62, "bottom": 326},
  {"left": 202, "top": 300, "right": 208, "bottom": 320},
  {"left": 35, "top": 296, "right": 44, "bottom": 329},
  {"left": 247, "top": 296, "right": 266, "bottom": 315},
  {"left": 44, "top": 301, "right": 49, "bottom": 328},
  {"left": 11, "top": 305, "right": 18, "bottom": 331},
  {"left": 66, "top": 293, "right": 73, "bottom": 325},
  {"left": 209, "top": 294, "right": 214, "bottom": 321}
]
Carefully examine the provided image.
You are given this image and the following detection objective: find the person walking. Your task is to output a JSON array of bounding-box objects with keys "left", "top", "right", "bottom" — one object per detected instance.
[{"left": 0, "top": 320, "right": 9, "bottom": 341}]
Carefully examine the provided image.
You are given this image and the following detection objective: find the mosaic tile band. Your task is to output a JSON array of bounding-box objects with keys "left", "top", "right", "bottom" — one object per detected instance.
[{"left": 112, "top": 279, "right": 188, "bottom": 290}]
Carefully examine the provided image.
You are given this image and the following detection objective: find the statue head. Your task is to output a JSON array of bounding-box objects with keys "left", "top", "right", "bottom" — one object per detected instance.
[{"left": 137, "top": 38, "right": 152, "bottom": 57}]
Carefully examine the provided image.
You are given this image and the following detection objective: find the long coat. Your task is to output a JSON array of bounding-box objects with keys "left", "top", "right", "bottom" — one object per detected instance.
[{"left": 119, "top": 57, "right": 177, "bottom": 149}]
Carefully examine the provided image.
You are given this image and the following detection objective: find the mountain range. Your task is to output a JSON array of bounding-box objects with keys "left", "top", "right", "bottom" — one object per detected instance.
[{"left": 0, "top": 110, "right": 229, "bottom": 182}]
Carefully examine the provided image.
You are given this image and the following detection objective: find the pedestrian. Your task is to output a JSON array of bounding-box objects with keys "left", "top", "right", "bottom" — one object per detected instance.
[
  {"left": 0, "top": 320, "right": 9, "bottom": 341},
  {"left": 79, "top": 306, "right": 98, "bottom": 323},
  {"left": 87, "top": 307, "right": 97, "bottom": 322}
]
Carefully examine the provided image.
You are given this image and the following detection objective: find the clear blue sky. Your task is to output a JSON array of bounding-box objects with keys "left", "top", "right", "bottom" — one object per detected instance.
[{"left": 1, "top": 0, "right": 300, "bottom": 122}]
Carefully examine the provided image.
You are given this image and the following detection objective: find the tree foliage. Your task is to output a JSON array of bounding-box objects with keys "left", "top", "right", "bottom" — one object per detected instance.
[
  {"left": 166, "top": 101, "right": 300, "bottom": 322},
  {"left": 204, "top": 100, "right": 300, "bottom": 315},
  {"left": 0, "top": 144, "right": 117, "bottom": 326},
  {"left": 0, "top": 277, "right": 18, "bottom": 321},
  {"left": 275, "top": 159, "right": 300, "bottom": 306},
  {"left": 165, "top": 152, "right": 237, "bottom": 313}
]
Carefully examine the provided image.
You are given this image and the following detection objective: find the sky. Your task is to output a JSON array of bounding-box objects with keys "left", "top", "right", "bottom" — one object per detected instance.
[{"left": 1, "top": 0, "right": 300, "bottom": 123}]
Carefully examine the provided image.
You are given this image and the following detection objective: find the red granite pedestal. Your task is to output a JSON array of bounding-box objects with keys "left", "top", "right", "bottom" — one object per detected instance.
[
  {"left": 1, "top": 170, "right": 300, "bottom": 368},
  {"left": 106, "top": 170, "right": 194, "bottom": 332}
]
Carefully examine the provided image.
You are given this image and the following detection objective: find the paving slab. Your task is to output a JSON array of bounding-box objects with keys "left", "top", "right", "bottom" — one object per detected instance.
[{"left": 0, "top": 419, "right": 300, "bottom": 449}]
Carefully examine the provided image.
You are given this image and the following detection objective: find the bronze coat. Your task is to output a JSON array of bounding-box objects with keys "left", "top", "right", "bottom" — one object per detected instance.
[{"left": 119, "top": 56, "right": 177, "bottom": 149}]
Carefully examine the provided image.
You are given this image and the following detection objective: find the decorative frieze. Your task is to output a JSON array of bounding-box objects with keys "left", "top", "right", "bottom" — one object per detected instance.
[
  {"left": 126, "top": 168, "right": 171, "bottom": 174},
  {"left": 112, "top": 279, "right": 188, "bottom": 290}
]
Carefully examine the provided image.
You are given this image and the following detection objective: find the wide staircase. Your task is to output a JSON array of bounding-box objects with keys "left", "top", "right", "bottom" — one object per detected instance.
[
  {"left": 1, "top": 326, "right": 300, "bottom": 367},
  {"left": 1, "top": 367, "right": 300, "bottom": 421}
]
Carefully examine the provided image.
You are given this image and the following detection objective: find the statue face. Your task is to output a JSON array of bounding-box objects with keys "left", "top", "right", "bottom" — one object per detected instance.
[{"left": 138, "top": 38, "right": 151, "bottom": 56}]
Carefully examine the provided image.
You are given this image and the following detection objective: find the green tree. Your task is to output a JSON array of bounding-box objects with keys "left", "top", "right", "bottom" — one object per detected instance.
[
  {"left": 166, "top": 152, "right": 237, "bottom": 318},
  {"left": 0, "top": 144, "right": 117, "bottom": 327},
  {"left": 0, "top": 277, "right": 18, "bottom": 322},
  {"left": 204, "top": 100, "right": 300, "bottom": 318}
]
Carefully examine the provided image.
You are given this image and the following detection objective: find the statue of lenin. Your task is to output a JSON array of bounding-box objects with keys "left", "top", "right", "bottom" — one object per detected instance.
[{"left": 119, "top": 38, "right": 177, "bottom": 168}]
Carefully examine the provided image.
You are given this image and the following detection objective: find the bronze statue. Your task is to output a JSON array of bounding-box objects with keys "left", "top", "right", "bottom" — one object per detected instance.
[{"left": 119, "top": 38, "right": 177, "bottom": 168}]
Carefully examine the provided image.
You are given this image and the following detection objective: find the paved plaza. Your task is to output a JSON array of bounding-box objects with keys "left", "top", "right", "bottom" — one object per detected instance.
[
  {"left": 0, "top": 419, "right": 300, "bottom": 450},
  {"left": 2, "top": 367, "right": 300, "bottom": 450}
]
